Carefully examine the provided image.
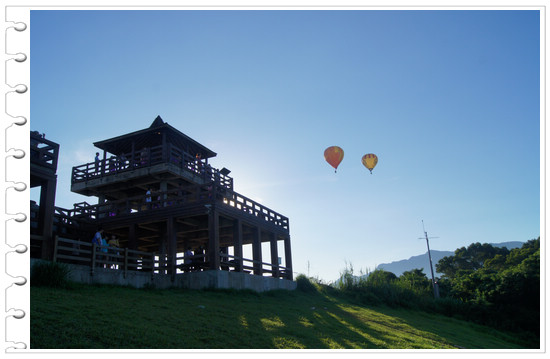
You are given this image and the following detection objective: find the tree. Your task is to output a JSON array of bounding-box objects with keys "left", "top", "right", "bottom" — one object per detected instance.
[
  {"left": 436, "top": 242, "right": 509, "bottom": 279},
  {"left": 399, "top": 268, "right": 431, "bottom": 291},
  {"left": 366, "top": 269, "right": 397, "bottom": 285},
  {"left": 436, "top": 238, "right": 540, "bottom": 334}
]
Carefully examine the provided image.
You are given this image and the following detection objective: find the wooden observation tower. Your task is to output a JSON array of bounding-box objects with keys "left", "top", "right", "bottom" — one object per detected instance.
[
  {"left": 30, "top": 131, "right": 60, "bottom": 259},
  {"left": 68, "top": 116, "right": 293, "bottom": 281}
]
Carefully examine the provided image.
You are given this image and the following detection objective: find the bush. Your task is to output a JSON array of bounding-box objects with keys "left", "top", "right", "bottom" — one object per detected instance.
[
  {"left": 296, "top": 274, "right": 318, "bottom": 293},
  {"left": 31, "top": 261, "right": 71, "bottom": 288}
]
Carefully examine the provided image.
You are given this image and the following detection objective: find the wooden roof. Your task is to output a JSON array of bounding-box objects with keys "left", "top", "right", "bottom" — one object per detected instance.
[{"left": 93, "top": 116, "right": 217, "bottom": 159}]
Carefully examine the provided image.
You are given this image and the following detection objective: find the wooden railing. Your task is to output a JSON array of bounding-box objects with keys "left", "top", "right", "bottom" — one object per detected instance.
[
  {"left": 53, "top": 236, "right": 291, "bottom": 279},
  {"left": 71, "top": 143, "right": 233, "bottom": 190},
  {"left": 219, "top": 190, "right": 290, "bottom": 231},
  {"left": 30, "top": 131, "right": 59, "bottom": 171},
  {"left": 219, "top": 253, "right": 292, "bottom": 279},
  {"left": 53, "top": 236, "right": 157, "bottom": 276},
  {"left": 63, "top": 182, "right": 290, "bottom": 233},
  {"left": 30, "top": 205, "right": 83, "bottom": 237}
]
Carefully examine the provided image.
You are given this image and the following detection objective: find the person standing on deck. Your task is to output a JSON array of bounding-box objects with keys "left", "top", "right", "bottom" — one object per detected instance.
[
  {"left": 94, "top": 152, "right": 100, "bottom": 175},
  {"left": 92, "top": 226, "right": 103, "bottom": 246},
  {"left": 92, "top": 227, "right": 104, "bottom": 267}
]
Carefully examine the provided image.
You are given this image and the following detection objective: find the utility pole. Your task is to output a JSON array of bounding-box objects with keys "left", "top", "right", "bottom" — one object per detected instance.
[{"left": 420, "top": 220, "right": 440, "bottom": 299}]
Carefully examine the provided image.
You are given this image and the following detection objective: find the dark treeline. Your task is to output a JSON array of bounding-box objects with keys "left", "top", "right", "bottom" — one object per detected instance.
[{"left": 329, "top": 238, "right": 540, "bottom": 345}]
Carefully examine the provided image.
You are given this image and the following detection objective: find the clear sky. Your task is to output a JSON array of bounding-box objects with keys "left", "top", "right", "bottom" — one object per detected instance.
[{"left": 30, "top": 9, "right": 541, "bottom": 283}]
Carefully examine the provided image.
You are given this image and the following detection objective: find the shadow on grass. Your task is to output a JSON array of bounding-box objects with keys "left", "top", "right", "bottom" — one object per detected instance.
[{"left": 30, "top": 282, "right": 531, "bottom": 349}]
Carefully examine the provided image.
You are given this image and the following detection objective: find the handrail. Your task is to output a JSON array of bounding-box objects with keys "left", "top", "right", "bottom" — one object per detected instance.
[
  {"left": 53, "top": 236, "right": 290, "bottom": 279},
  {"left": 54, "top": 236, "right": 158, "bottom": 274},
  {"left": 66, "top": 182, "right": 289, "bottom": 233},
  {"left": 71, "top": 143, "right": 233, "bottom": 190},
  {"left": 218, "top": 188, "right": 290, "bottom": 231},
  {"left": 219, "top": 253, "right": 291, "bottom": 279}
]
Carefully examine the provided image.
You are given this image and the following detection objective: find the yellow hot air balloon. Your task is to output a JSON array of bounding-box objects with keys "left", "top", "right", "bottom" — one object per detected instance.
[
  {"left": 362, "top": 153, "right": 378, "bottom": 174},
  {"left": 324, "top": 146, "right": 344, "bottom": 172}
]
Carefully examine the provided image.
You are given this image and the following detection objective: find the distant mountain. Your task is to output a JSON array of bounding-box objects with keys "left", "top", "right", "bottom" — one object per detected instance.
[
  {"left": 377, "top": 250, "right": 452, "bottom": 278},
  {"left": 488, "top": 241, "right": 526, "bottom": 251},
  {"left": 376, "top": 241, "right": 525, "bottom": 278}
]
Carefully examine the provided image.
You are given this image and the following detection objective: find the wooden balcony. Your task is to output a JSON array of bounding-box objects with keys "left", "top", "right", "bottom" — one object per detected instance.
[
  {"left": 71, "top": 143, "right": 233, "bottom": 199},
  {"left": 65, "top": 182, "right": 289, "bottom": 235},
  {"left": 30, "top": 131, "right": 59, "bottom": 173},
  {"left": 72, "top": 144, "right": 232, "bottom": 188}
]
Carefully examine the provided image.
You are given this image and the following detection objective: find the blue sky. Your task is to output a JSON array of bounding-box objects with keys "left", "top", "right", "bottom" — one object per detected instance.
[{"left": 30, "top": 9, "right": 541, "bottom": 282}]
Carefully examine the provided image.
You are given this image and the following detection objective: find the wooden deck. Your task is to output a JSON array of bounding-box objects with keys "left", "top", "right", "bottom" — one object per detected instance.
[
  {"left": 71, "top": 143, "right": 233, "bottom": 190},
  {"left": 67, "top": 182, "right": 289, "bottom": 234},
  {"left": 51, "top": 236, "right": 292, "bottom": 280}
]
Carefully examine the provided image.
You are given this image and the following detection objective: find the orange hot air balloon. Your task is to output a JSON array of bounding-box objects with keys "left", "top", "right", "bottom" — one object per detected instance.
[
  {"left": 362, "top": 153, "right": 378, "bottom": 174},
  {"left": 324, "top": 146, "right": 344, "bottom": 172}
]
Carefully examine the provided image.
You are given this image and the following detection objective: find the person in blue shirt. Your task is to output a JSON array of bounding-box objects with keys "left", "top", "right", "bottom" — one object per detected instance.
[
  {"left": 92, "top": 227, "right": 103, "bottom": 246},
  {"left": 94, "top": 152, "right": 100, "bottom": 175},
  {"left": 92, "top": 227, "right": 106, "bottom": 267}
]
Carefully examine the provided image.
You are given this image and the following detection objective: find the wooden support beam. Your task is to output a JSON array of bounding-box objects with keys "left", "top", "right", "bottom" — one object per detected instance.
[
  {"left": 233, "top": 219, "right": 243, "bottom": 272},
  {"left": 270, "top": 232, "right": 279, "bottom": 278},
  {"left": 160, "top": 180, "right": 168, "bottom": 207},
  {"left": 208, "top": 207, "right": 220, "bottom": 270},
  {"left": 167, "top": 216, "right": 177, "bottom": 278},
  {"left": 39, "top": 177, "right": 57, "bottom": 260},
  {"left": 284, "top": 235, "right": 293, "bottom": 280},
  {"left": 158, "top": 222, "right": 167, "bottom": 275},
  {"left": 252, "top": 227, "right": 262, "bottom": 276}
]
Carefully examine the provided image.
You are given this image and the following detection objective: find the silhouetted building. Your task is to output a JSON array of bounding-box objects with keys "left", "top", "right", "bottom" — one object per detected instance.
[{"left": 31, "top": 117, "right": 293, "bottom": 284}]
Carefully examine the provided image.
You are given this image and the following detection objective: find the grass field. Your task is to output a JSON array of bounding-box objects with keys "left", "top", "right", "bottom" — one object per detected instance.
[{"left": 30, "top": 281, "right": 534, "bottom": 350}]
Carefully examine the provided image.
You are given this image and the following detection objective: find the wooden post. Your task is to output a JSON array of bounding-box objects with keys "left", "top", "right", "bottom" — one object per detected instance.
[
  {"left": 158, "top": 225, "right": 167, "bottom": 275},
  {"left": 39, "top": 177, "right": 57, "bottom": 260},
  {"left": 128, "top": 224, "right": 137, "bottom": 272},
  {"left": 208, "top": 207, "right": 220, "bottom": 270},
  {"left": 233, "top": 219, "right": 243, "bottom": 272},
  {"left": 167, "top": 216, "right": 177, "bottom": 280},
  {"left": 270, "top": 233, "right": 279, "bottom": 278},
  {"left": 160, "top": 181, "right": 168, "bottom": 207},
  {"left": 52, "top": 235, "right": 59, "bottom": 262},
  {"left": 91, "top": 243, "right": 96, "bottom": 275},
  {"left": 102, "top": 151, "right": 106, "bottom": 175},
  {"left": 98, "top": 195, "right": 106, "bottom": 219},
  {"left": 252, "top": 227, "right": 262, "bottom": 276},
  {"left": 284, "top": 236, "right": 293, "bottom": 280}
]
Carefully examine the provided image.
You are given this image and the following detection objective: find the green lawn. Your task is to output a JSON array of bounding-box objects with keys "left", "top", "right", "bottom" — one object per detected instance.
[{"left": 30, "top": 283, "right": 533, "bottom": 349}]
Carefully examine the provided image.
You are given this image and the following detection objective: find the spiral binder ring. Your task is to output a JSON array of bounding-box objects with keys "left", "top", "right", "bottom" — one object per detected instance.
[{"left": 3, "top": 15, "right": 29, "bottom": 352}]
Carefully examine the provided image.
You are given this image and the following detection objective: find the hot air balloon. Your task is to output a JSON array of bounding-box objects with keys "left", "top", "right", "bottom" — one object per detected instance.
[
  {"left": 362, "top": 153, "right": 378, "bottom": 174},
  {"left": 324, "top": 146, "right": 344, "bottom": 172}
]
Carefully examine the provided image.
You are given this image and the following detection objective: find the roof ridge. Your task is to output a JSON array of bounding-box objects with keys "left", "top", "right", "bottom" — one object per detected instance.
[{"left": 150, "top": 115, "right": 165, "bottom": 128}]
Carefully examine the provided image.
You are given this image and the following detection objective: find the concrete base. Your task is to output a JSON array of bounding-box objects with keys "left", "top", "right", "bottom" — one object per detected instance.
[
  {"left": 31, "top": 259, "right": 296, "bottom": 292},
  {"left": 173, "top": 270, "right": 296, "bottom": 291}
]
